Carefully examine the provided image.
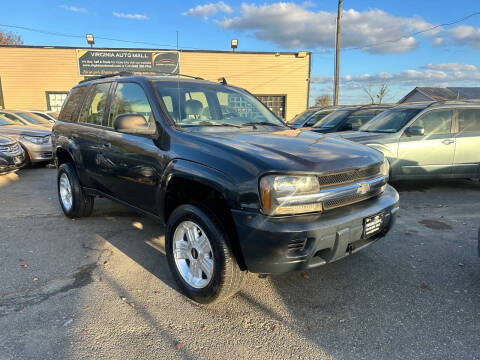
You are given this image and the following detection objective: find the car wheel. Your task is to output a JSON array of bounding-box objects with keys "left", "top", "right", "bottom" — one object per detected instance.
[
  {"left": 57, "top": 163, "right": 94, "bottom": 218},
  {"left": 166, "top": 204, "right": 246, "bottom": 304}
]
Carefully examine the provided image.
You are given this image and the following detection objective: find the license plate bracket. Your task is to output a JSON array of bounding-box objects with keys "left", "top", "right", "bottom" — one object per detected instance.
[{"left": 363, "top": 212, "right": 385, "bottom": 238}]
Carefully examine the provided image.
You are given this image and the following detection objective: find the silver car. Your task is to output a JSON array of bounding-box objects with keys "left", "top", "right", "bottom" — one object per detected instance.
[
  {"left": 340, "top": 101, "right": 480, "bottom": 180},
  {"left": 0, "top": 115, "right": 53, "bottom": 165}
]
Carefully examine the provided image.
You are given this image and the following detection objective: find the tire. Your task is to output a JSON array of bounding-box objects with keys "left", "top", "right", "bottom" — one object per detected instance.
[
  {"left": 20, "top": 145, "right": 32, "bottom": 168},
  {"left": 165, "top": 204, "right": 246, "bottom": 304},
  {"left": 57, "top": 163, "right": 94, "bottom": 218}
]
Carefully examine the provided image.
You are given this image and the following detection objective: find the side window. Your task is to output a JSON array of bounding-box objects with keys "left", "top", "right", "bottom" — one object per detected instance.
[
  {"left": 109, "top": 83, "right": 152, "bottom": 127},
  {"left": 306, "top": 111, "right": 330, "bottom": 126},
  {"left": 409, "top": 109, "right": 453, "bottom": 136},
  {"left": 78, "top": 83, "right": 111, "bottom": 126},
  {"left": 58, "top": 86, "right": 88, "bottom": 122},
  {"left": 343, "top": 109, "right": 381, "bottom": 130},
  {"left": 457, "top": 109, "right": 480, "bottom": 133}
]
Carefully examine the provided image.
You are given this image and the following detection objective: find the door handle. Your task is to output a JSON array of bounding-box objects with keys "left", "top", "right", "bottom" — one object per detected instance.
[{"left": 442, "top": 139, "right": 454, "bottom": 145}]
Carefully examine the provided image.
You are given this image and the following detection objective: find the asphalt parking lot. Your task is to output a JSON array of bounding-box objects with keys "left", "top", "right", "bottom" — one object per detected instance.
[{"left": 0, "top": 168, "right": 479, "bottom": 360}]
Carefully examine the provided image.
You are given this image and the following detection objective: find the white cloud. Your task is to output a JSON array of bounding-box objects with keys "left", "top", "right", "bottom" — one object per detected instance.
[
  {"left": 447, "top": 25, "right": 480, "bottom": 49},
  {"left": 60, "top": 5, "right": 86, "bottom": 13},
  {"left": 183, "top": 2, "right": 233, "bottom": 19},
  {"left": 113, "top": 12, "right": 148, "bottom": 20},
  {"left": 311, "top": 62, "right": 480, "bottom": 87},
  {"left": 198, "top": 2, "right": 480, "bottom": 54}
]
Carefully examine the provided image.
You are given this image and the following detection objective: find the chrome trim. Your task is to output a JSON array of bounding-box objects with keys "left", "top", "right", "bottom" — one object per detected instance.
[{"left": 277, "top": 175, "right": 388, "bottom": 205}]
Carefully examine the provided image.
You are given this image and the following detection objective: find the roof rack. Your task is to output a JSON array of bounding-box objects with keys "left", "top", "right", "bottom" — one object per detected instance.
[
  {"left": 78, "top": 71, "right": 133, "bottom": 84},
  {"left": 151, "top": 72, "right": 204, "bottom": 80}
]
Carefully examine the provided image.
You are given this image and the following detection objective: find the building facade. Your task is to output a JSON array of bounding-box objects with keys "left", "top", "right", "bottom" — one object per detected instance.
[{"left": 0, "top": 46, "right": 311, "bottom": 121}]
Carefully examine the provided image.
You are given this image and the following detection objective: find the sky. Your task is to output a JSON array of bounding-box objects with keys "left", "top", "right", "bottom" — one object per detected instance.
[{"left": 1, "top": 0, "right": 480, "bottom": 105}]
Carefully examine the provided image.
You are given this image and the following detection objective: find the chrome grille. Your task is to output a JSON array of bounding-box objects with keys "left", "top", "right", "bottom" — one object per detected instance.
[
  {"left": 0, "top": 143, "right": 19, "bottom": 154},
  {"left": 318, "top": 163, "right": 382, "bottom": 188},
  {"left": 323, "top": 187, "right": 384, "bottom": 211}
]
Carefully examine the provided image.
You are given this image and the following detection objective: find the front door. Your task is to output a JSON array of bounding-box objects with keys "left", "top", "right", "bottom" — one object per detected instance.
[
  {"left": 453, "top": 108, "right": 480, "bottom": 177},
  {"left": 97, "top": 81, "right": 162, "bottom": 212},
  {"left": 397, "top": 109, "right": 455, "bottom": 177}
]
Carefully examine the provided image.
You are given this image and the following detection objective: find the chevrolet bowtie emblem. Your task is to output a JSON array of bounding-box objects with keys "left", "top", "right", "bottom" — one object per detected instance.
[{"left": 357, "top": 183, "right": 370, "bottom": 195}]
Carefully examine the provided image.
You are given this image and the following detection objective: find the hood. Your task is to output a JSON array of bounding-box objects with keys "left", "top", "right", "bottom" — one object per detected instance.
[
  {"left": 0, "top": 125, "right": 51, "bottom": 138},
  {"left": 183, "top": 128, "right": 383, "bottom": 174},
  {"left": 330, "top": 131, "right": 389, "bottom": 143},
  {"left": 0, "top": 134, "right": 16, "bottom": 145}
]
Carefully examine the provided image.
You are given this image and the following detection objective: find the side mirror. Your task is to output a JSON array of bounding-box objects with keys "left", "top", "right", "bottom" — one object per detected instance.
[
  {"left": 405, "top": 126, "right": 424, "bottom": 136},
  {"left": 113, "top": 114, "right": 156, "bottom": 136}
]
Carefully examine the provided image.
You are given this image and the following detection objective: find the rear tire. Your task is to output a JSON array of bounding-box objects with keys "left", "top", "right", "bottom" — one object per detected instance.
[
  {"left": 166, "top": 204, "right": 246, "bottom": 304},
  {"left": 57, "top": 163, "right": 94, "bottom": 218}
]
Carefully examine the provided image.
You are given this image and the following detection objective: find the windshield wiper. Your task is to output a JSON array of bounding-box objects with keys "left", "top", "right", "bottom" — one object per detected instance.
[{"left": 241, "top": 122, "right": 284, "bottom": 128}]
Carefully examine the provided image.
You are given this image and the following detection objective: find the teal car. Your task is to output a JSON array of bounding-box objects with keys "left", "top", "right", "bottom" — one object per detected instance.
[{"left": 340, "top": 101, "right": 480, "bottom": 180}]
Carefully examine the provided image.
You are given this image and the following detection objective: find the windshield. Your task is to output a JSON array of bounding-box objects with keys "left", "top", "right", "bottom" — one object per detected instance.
[
  {"left": 359, "top": 108, "right": 423, "bottom": 133},
  {"left": 16, "top": 112, "right": 51, "bottom": 125},
  {"left": 312, "top": 109, "right": 351, "bottom": 128},
  {"left": 0, "top": 116, "right": 15, "bottom": 126},
  {"left": 155, "top": 81, "right": 285, "bottom": 128},
  {"left": 291, "top": 110, "right": 316, "bottom": 125}
]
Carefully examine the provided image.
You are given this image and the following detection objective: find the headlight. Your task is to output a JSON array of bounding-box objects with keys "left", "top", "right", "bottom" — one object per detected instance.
[
  {"left": 380, "top": 157, "right": 390, "bottom": 179},
  {"left": 259, "top": 175, "right": 322, "bottom": 215},
  {"left": 21, "top": 135, "right": 50, "bottom": 144}
]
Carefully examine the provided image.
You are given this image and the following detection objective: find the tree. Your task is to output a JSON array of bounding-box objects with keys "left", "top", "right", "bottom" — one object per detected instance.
[
  {"left": 314, "top": 94, "right": 331, "bottom": 107},
  {"left": 363, "top": 83, "right": 389, "bottom": 104},
  {"left": 0, "top": 30, "right": 23, "bottom": 45}
]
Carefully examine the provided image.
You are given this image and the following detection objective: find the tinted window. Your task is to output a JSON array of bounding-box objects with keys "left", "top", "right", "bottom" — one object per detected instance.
[
  {"left": 410, "top": 109, "right": 452, "bottom": 135},
  {"left": 312, "top": 110, "right": 351, "bottom": 129},
  {"left": 360, "top": 107, "right": 423, "bottom": 133},
  {"left": 0, "top": 113, "right": 25, "bottom": 125},
  {"left": 305, "top": 110, "right": 333, "bottom": 126},
  {"left": 0, "top": 116, "right": 15, "bottom": 126},
  {"left": 59, "top": 86, "right": 88, "bottom": 122},
  {"left": 78, "top": 83, "right": 111, "bottom": 126},
  {"left": 109, "top": 83, "right": 152, "bottom": 127},
  {"left": 342, "top": 109, "right": 383, "bottom": 130},
  {"left": 457, "top": 109, "right": 480, "bottom": 133},
  {"left": 291, "top": 110, "right": 316, "bottom": 126}
]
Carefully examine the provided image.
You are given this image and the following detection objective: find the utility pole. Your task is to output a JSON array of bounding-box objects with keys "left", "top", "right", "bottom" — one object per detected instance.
[{"left": 333, "top": 0, "right": 342, "bottom": 106}]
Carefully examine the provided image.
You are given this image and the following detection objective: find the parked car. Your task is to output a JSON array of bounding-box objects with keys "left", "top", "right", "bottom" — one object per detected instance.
[
  {"left": 340, "top": 101, "right": 480, "bottom": 180},
  {"left": 0, "top": 110, "right": 53, "bottom": 128},
  {"left": 289, "top": 107, "right": 337, "bottom": 128},
  {"left": 53, "top": 73, "right": 399, "bottom": 304},
  {"left": 30, "top": 111, "right": 58, "bottom": 123},
  {"left": 0, "top": 134, "right": 26, "bottom": 173},
  {"left": 0, "top": 115, "right": 53, "bottom": 166},
  {"left": 309, "top": 104, "right": 393, "bottom": 133}
]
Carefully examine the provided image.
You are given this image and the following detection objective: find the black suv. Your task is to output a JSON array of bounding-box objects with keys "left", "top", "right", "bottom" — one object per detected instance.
[{"left": 53, "top": 74, "right": 399, "bottom": 303}]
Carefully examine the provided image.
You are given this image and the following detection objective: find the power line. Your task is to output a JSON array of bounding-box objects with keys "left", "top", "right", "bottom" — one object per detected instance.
[
  {"left": 310, "top": 10, "right": 480, "bottom": 54},
  {"left": 0, "top": 23, "right": 202, "bottom": 49}
]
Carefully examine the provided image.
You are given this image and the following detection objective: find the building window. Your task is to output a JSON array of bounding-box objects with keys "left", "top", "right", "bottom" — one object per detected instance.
[
  {"left": 46, "top": 91, "right": 69, "bottom": 113},
  {"left": 255, "top": 95, "right": 286, "bottom": 119}
]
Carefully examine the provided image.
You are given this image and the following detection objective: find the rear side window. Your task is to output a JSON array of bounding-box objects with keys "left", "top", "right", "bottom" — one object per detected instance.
[
  {"left": 305, "top": 111, "right": 332, "bottom": 126},
  {"left": 108, "top": 83, "right": 152, "bottom": 128},
  {"left": 457, "top": 109, "right": 480, "bottom": 133},
  {"left": 59, "top": 86, "right": 89, "bottom": 122},
  {"left": 343, "top": 109, "right": 383, "bottom": 130},
  {"left": 78, "top": 83, "right": 111, "bottom": 126}
]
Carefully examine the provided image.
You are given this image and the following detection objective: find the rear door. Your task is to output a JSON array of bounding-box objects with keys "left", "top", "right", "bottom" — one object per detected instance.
[
  {"left": 397, "top": 109, "right": 455, "bottom": 177},
  {"left": 97, "top": 81, "right": 162, "bottom": 212},
  {"left": 453, "top": 108, "right": 480, "bottom": 177},
  {"left": 75, "top": 82, "right": 112, "bottom": 190}
]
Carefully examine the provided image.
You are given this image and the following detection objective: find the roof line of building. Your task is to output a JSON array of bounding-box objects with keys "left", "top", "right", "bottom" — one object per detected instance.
[{"left": 0, "top": 44, "right": 310, "bottom": 56}]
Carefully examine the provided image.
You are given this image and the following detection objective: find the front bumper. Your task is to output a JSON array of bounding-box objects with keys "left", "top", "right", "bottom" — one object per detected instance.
[
  {"left": 21, "top": 141, "right": 54, "bottom": 162},
  {"left": 232, "top": 184, "right": 399, "bottom": 273},
  {"left": 0, "top": 150, "right": 26, "bottom": 173}
]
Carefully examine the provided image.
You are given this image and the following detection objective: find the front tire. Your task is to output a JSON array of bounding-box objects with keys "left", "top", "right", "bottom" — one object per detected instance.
[
  {"left": 57, "top": 163, "right": 94, "bottom": 218},
  {"left": 166, "top": 204, "right": 246, "bottom": 304}
]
